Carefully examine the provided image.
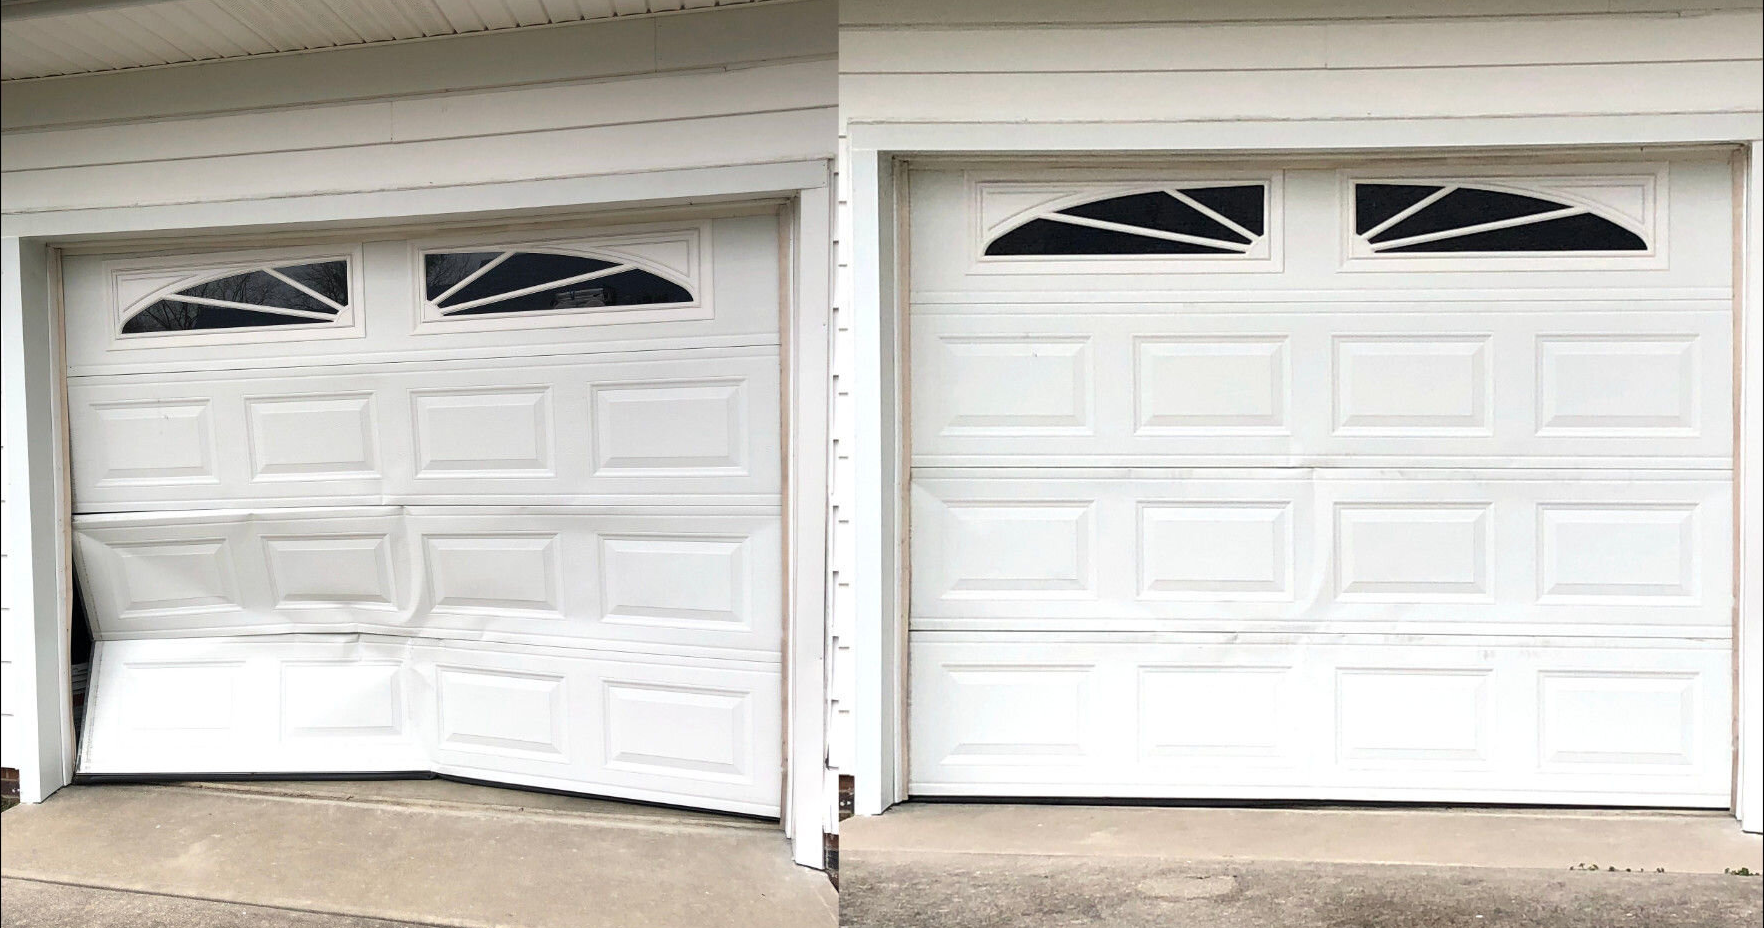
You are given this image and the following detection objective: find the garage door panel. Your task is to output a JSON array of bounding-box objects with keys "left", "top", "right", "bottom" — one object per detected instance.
[
  {"left": 422, "top": 646, "right": 782, "bottom": 815},
  {"left": 82, "top": 637, "right": 783, "bottom": 816},
  {"left": 906, "top": 158, "right": 1734, "bottom": 807},
  {"left": 69, "top": 348, "right": 782, "bottom": 510},
  {"left": 910, "top": 309, "right": 1731, "bottom": 466},
  {"left": 68, "top": 215, "right": 786, "bottom": 815},
  {"left": 912, "top": 472, "right": 1728, "bottom": 634},
  {"left": 909, "top": 636, "right": 1730, "bottom": 806},
  {"left": 76, "top": 508, "right": 783, "bottom": 655},
  {"left": 80, "top": 638, "right": 429, "bottom": 776}
]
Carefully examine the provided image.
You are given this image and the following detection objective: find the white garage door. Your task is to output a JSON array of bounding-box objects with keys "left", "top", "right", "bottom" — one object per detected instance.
[
  {"left": 67, "top": 214, "right": 785, "bottom": 816},
  {"left": 907, "top": 158, "right": 1735, "bottom": 807}
]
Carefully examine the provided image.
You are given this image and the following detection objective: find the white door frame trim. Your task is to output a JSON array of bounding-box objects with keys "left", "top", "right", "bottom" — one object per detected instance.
[
  {"left": 0, "top": 158, "right": 837, "bottom": 868},
  {"left": 845, "top": 124, "right": 1762, "bottom": 831}
]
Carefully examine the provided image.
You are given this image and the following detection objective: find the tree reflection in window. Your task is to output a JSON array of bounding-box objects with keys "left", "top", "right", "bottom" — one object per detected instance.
[
  {"left": 121, "top": 261, "right": 350, "bottom": 334},
  {"left": 1354, "top": 183, "right": 1648, "bottom": 253},
  {"left": 422, "top": 249, "right": 691, "bottom": 316}
]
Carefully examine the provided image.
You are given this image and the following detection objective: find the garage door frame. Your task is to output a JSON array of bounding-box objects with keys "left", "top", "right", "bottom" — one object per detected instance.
[
  {"left": 842, "top": 133, "right": 1763, "bottom": 833},
  {"left": 0, "top": 158, "right": 834, "bottom": 868}
]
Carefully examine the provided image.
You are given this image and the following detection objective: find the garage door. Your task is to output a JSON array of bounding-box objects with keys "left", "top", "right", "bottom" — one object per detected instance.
[
  {"left": 67, "top": 214, "right": 785, "bottom": 816},
  {"left": 907, "top": 158, "right": 1735, "bottom": 806}
]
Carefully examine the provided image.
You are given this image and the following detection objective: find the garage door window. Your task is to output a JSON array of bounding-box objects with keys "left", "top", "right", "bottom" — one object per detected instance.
[
  {"left": 120, "top": 260, "right": 351, "bottom": 335},
  {"left": 422, "top": 249, "right": 693, "bottom": 318},
  {"left": 1354, "top": 182, "right": 1649, "bottom": 254},
  {"left": 984, "top": 184, "right": 1268, "bottom": 257}
]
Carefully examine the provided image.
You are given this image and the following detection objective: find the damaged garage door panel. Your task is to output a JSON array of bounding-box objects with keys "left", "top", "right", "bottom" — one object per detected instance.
[
  {"left": 79, "top": 635, "right": 783, "bottom": 816},
  {"left": 73, "top": 507, "right": 783, "bottom": 655}
]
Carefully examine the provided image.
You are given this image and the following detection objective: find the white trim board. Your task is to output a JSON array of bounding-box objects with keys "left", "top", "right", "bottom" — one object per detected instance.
[{"left": 1736, "top": 141, "right": 1763, "bottom": 835}]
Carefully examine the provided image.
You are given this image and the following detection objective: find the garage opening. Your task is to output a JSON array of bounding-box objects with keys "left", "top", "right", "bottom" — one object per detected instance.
[
  {"left": 67, "top": 211, "right": 788, "bottom": 817},
  {"left": 904, "top": 156, "right": 1736, "bottom": 807}
]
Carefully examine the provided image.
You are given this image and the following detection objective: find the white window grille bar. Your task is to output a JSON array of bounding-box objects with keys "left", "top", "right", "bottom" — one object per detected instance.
[
  {"left": 438, "top": 262, "right": 636, "bottom": 315},
  {"left": 1369, "top": 205, "right": 1587, "bottom": 252}
]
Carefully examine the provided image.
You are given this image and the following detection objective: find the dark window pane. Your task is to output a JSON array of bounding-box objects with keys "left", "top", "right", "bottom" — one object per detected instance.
[
  {"left": 1354, "top": 183, "right": 1442, "bottom": 234},
  {"left": 436, "top": 252, "right": 618, "bottom": 308},
  {"left": 442, "top": 268, "right": 692, "bottom": 315},
  {"left": 1382, "top": 212, "right": 1647, "bottom": 252},
  {"left": 1371, "top": 187, "right": 1566, "bottom": 243},
  {"left": 985, "top": 219, "right": 1239, "bottom": 256},
  {"left": 274, "top": 261, "right": 350, "bottom": 306},
  {"left": 1179, "top": 185, "right": 1266, "bottom": 236},
  {"left": 1056, "top": 191, "right": 1249, "bottom": 244},
  {"left": 121, "top": 301, "right": 319, "bottom": 333},
  {"left": 424, "top": 251, "right": 504, "bottom": 301},
  {"left": 177, "top": 270, "right": 338, "bottom": 315}
]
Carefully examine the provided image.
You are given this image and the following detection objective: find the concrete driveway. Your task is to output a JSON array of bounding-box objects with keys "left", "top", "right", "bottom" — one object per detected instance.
[
  {"left": 839, "top": 803, "right": 1764, "bottom": 928},
  {"left": 0, "top": 780, "right": 836, "bottom": 928}
]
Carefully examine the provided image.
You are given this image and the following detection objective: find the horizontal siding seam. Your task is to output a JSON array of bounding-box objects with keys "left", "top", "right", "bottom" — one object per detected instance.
[
  {"left": 841, "top": 109, "right": 1764, "bottom": 125},
  {"left": 0, "top": 152, "right": 833, "bottom": 217},
  {"left": 837, "top": 9, "right": 1753, "bottom": 28},
  {"left": 1, "top": 53, "right": 840, "bottom": 135},
  {"left": 840, "top": 57, "right": 1762, "bottom": 75},
  {"left": 0, "top": 104, "right": 838, "bottom": 175}
]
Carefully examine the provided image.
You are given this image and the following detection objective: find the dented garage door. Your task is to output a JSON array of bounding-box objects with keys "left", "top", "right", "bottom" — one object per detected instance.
[{"left": 67, "top": 214, "right": 786, "bottom": 816}]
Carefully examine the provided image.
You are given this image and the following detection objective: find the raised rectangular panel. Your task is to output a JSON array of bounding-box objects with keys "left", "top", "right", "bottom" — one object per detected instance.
[
  {"left": 1538, "top": 505, "right": 1698, "bottom": 602},
  {"left": 118, "top": 662, "right": 241, "bottom": 731},
  {"left": 1337, "top": 669, "right": 1490, "bottom": 764},
  {"left": 590, "top": 379, "right": 747, "bottom": 475},
  {"left": 436, "top": 667, "right": 566, "bottom": 760},
  {"left": 281, "top": 662, "right": 402, "bottom": 737},
  {"left": 599, "top": 534, "right": 748, "bottom": 630},
  {"left": 1138, "top": 502, "right": 1291, "bottom": 600},
  {"left": 87, "top": 400, "right": 217, "bottom": 486},
  {"left": 1135, "top": 337, "right": 1287, "bottom": 434},
  {"left": 1537, "top": 336, "right": 1698, "bottom": 435},
  {"left": 1333, "top": 336, "right": 1491, "bottom": 435},
  {"left": 1139, "top": 666, "right": 1290, "bottom": 760},
  {"left": 938, "top": 664, "right": 1092, "bottom": 764},
  {"left": 245, "top": 393, "right": 378, "bottom": 480},
  {"left": 262, "top": 534, "right": 395, "bottom": 609},
  {"left": 603, "top": 682, "right": 751, "bottom": 780},
  {"left": 1539, "top": 672, "right": 1696, "bottom": 767},
  {"left": 1336, "top": 504, "right": 1491, "bottom": 601},
  {"left": 424, "top": 534, "right": 562, "bottom": 617},
  {"left": 412, "top": 387, "right": 553, "bottom": 477},
  {"left": 942, "top": 500, "right": 1094, "bottom": 598},
  {"left": 113, "top": 539, "right": 240, "bottom": 618},
  {"left": 932, "top": 336, "right": 1092, "bottom": 435}
]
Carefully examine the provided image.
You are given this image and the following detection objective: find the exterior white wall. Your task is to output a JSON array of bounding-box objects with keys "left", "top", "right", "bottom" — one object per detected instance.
[
  {"left": 0, "top": 0, "right": 837, "bottom": 859},
  {"left": 831, "top": 0, "right": 1764, "bottom": 815}
]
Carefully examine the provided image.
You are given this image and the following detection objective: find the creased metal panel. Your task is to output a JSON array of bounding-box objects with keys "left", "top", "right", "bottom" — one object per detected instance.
[
  {"left": 68, "top": 212, "right": 786, "bottom": 816},
  {"left": 0, "top": 0, "right": 778, "bottom": 79}
]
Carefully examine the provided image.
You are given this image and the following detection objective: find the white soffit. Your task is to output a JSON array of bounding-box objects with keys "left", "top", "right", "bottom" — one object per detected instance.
[{"left": 0, "top": 0, "right": 782, "bottom": 80}]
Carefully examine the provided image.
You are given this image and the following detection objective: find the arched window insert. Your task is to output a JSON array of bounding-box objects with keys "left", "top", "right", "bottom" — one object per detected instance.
[
  {"left": 1354, "top": 183, "right": 1647, "bottom": 253},
  {"left": 120, "top": 260, "right": 350, "bottom": 334},
  {"left": 422, "top": 249, "right": 692, "bottom": 317},
  {"left": 984, "top": 185, "right": 1267, "bottom": 256}
]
